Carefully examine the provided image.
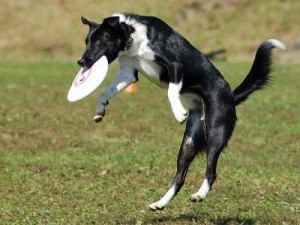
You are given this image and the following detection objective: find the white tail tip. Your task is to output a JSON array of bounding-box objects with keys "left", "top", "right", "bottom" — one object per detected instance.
[{"left": 267, "top": 39, "right": 286, "bottom": 50}]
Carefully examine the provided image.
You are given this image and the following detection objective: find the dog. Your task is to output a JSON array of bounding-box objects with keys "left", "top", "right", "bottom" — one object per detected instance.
[{"left": 77, "top": 13, "right": 285, "bottom": 211}]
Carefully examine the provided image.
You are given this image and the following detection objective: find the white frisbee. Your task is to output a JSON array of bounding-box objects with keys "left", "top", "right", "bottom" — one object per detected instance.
[{"left": 67, "top": 56, "right": 108, "bottom": 102}]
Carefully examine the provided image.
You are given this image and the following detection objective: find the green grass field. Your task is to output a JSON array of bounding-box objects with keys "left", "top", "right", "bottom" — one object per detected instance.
[
  {"left": 0, "top": 60, "right": 299, "bottom": 224},
  {"left": 1, "top": 0, "right": 300, "bottom": 223}
]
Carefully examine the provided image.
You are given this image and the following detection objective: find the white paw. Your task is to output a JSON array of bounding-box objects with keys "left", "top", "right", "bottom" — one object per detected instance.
[
  {"left": 189, "top": 193, "right": 205, "bottom": 202},
  {"left": 148, "top": 202, "right": 165, "bottom": 211},
  {"left": 173, "top": 108, "right": 188, "bottom": 123}
]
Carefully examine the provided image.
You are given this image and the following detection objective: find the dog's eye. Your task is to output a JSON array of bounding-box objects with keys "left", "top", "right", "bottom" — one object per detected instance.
[{"left": 95, "top": 40, "right": 102, "bottom": 46}]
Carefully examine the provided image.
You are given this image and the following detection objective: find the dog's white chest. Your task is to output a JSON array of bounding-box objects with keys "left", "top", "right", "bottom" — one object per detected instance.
[
  {"left": 116, "top": 16, "right": 167, "bottom": 87},
  {"left": 136, "top": 57, "right": 165, "bottom": 86},
  {"left": 119, "top": 55, "right": 166, "bottom": 88}
]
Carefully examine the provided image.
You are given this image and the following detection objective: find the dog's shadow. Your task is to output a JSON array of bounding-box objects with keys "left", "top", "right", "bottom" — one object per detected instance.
[{"left": 148, "top": 213, "right": 256, "bottom": 225}]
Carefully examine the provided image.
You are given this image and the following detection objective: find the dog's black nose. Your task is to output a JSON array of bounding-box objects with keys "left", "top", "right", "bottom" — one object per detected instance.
[{"left": 77, "top": 58, "right": 85, "bottom": 67}]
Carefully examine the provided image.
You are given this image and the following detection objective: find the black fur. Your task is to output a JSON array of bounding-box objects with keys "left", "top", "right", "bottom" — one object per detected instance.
[
  {"left": 77, "top": 14, "right": 281, "bottom": 209},
  {"left": 233, "top": 41, "right": 275, "bottom": 105}
]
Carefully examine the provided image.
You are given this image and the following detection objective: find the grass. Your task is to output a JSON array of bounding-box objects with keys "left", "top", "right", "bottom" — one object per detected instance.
[
  {"left": 1, "top": 0, "right": 300, "bottom": 62},
  {"left": 1, "top": 1, "right": 299, "bottom": 223},
  {"left": 0, "top": 60, "right": 299, "bottom": 224}
]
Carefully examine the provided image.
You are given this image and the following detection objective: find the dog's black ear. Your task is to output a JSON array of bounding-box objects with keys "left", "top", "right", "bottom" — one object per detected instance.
[
  {"left": 118, "top": 23, "right": 135, "bottom": 37},
  {"left": 81, "top": 16, "right": 90, "bottom": 25},
  {"left": 102, "top": 17, "right": 120, "bottom": 29},
  {"left": 81, "top": 16, "right": 99, "bottom": 29}
]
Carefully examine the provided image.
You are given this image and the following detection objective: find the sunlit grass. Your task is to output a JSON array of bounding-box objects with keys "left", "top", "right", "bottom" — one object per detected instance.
[{"left": 0, "top": 61, "right": 299, "bottom": 224}]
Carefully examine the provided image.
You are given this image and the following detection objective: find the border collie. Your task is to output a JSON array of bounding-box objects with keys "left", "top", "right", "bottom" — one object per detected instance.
[{"left": 77, "top": 13, "right": 284, "bottom": 211}]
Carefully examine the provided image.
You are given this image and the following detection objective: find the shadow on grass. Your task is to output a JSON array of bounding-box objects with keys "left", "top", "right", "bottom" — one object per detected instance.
[{"left": 149, "top": 213, "right": 256, "bottom": 225}]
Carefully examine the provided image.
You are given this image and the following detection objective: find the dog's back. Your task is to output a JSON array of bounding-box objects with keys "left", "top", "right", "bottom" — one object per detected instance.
[{"left": 77, "top": 14, "right": 285, "bottom": 211}]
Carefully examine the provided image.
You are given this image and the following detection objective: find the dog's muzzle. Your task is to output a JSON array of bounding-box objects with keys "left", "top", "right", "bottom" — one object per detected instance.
[{"left": 77, "top": 58, "right": 88, "bottom": 67}]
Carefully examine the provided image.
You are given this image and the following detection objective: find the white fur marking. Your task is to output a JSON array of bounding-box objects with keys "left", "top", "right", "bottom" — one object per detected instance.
[
  {"left": 168, "top": 82, "right": 187, "bottom": 123},
  {"left": 267, "top": 39, "right": 286, "bottom": 50},
  {"left": 190, "top": 178, "right": 210, "bottom": 201},
  {"left": 114, "top": 14, "right": 166, "bottom": 87},
  {"left": 96, "top": 65, "right": 136, "bottom": 114},
  {"left": 201, "top": 114, "right": 205, "bottom": 121},
  {"left": 185, "top": 136, "right": 193, "bottom": 146},
  {"left": 149, "top": 185, "right": 176, "bottom": 210},
  {"left": 111, "top": 67, "right": 136, "bottom": 92},
  {"left": 198, "top": 178, "right": 210, "bottom": 198},
  {"left": 112, "top": 13, "right": 126, "bottom": 22}
]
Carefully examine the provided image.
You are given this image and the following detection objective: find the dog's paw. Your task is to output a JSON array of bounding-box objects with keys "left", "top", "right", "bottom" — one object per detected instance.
[
  {"left": 189, "top": 193, "right": 205, "bottom": 202},
  {"left": 173, "top": 109, "right": 188, "bottom": 124},
  {"left": 93, "top": 111, "right": 105, "bottom": 123},
  {"left": 148, "top": 202, "right": 165, "bottom": 211}
]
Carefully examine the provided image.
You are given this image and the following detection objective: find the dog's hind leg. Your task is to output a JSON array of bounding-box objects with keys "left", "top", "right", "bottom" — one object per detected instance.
[
  {"left": 149, "top": 96, "right": 206, "bottom": 211},
  {"left": 190, "top": 102, "right": 236, "bottom": 202}
]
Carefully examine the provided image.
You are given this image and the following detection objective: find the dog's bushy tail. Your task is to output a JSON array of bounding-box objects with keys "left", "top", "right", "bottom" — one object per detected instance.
[{"left": 233, "top": 39, "right": 285, "bottom": 105}]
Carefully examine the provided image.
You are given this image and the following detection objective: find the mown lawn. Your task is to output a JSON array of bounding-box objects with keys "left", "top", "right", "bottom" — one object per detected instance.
[{"left": 0, "top": 61, "right": 299, "bottom": 224}]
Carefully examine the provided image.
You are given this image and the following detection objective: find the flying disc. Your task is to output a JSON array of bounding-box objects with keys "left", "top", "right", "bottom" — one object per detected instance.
[{"left": 67, "top": 56, "right": 108, "bottom": 102}]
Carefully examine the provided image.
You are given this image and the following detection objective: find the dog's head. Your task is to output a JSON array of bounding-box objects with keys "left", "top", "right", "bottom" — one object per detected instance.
[{"left": 78, "top": 16, "right": 134, "bottom": 68}]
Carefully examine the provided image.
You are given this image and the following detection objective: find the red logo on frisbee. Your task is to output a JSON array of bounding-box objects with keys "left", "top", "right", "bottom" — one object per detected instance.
[{"left": 74, "top": 67, "right": 92, "bottom": 87}]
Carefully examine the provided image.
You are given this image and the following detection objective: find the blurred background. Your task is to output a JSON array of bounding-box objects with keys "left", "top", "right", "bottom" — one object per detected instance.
[{"left": 1, "top": 0, "right": 300, "bottom": 62}]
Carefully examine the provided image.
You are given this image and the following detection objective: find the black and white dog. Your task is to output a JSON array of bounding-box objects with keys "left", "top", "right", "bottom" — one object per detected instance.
[{"left": 77, "top": 13, "right": 284, "bottom": 211}]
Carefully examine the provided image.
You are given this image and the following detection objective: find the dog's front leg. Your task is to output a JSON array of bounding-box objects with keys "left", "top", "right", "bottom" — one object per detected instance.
[
  {"left": 94, "top": 66, "right": 137, "bottom": 122},
  {"left": 167, "top": 62, "right": 187, "bottom": 123}
]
